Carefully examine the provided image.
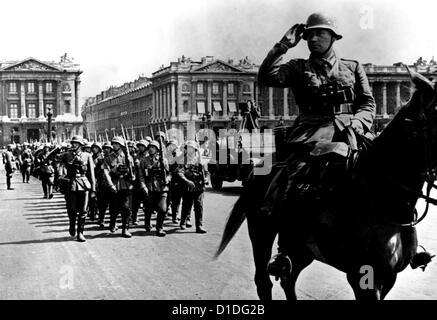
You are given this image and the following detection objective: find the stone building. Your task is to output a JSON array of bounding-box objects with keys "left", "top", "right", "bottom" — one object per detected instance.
[
  {"left": 82, "top": 56, "right": 437, "bottom": 143},
  {"left": 0, "top": 55, "right": 82, "bottom": 146},
  {"left": 81, "top": 76, "right": 152, "bottom": 141}
]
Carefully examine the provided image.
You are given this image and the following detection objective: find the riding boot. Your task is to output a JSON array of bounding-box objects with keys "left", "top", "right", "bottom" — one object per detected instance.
[
  {"left": 76, "top": 216, "right": 86, "bottom": 242},
  {"left": 69, "top": 216, "right": 76, "bottom": 237},
  {"left": 48, "top": 185, "right": 54, "bottom": 199}
]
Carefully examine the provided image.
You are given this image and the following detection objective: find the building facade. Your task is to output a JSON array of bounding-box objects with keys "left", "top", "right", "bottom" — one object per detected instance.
[
  {"left": 81, "top": 76, "right": 153, "bottom": 141},
  {"left": 0, "top": 56, "right": 82, "bottom": 146},
  {"left": 82, "top": 56, "right": 437, "bottom": 142}
]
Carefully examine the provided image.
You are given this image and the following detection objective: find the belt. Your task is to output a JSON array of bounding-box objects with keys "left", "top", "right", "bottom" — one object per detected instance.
[{"left": 306, "top": 103, "right": 353, "bottom": 115}]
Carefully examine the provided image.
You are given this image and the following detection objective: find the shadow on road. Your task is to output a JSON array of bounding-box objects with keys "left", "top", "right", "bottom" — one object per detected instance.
[{"left": 206, "top": 186, "right": 242, "bottom": 196}]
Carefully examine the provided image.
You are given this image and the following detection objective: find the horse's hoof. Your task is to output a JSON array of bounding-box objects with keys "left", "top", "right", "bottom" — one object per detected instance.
[{"left": 267, "top": 253, "right": 292, "bottom": 279}]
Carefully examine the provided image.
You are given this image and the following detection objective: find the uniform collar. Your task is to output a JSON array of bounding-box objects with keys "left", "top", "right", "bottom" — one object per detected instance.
[{"left": 310, "top": 49, "right": 338, "bottom": 69}]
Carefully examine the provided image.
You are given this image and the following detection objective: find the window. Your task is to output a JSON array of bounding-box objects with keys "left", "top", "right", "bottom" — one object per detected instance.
[
  {"left": 183, "top": 100, "right": 189, "bottom": 113},
  {"left": 212, "top": 83, "right": 219, "bottom": 94},
  {"left": 196, "top": 101, "right": 206, "bottom": 114},
  {"left": 213, "top": 101, "right": 222, "bottom": 111},
  {"left": 28, "top": 82, "right": 35, "bottom": 93},
  {"left": 65, "top": 100, "right": 71, "bottom": 113},
  {"left": 243, "top": 84, "right": 251, "bottom": 93},
  {"left": 9, "top": 82, "right": 17, "bottom": 93},
  {"left": 9, "top": 104, "right": 18, "bottom": 118},
  {"left": 228, "top": 83, "right": 234, "bottom": 94},
  {"left": 28, "top": 104, "right": 36, "bottom": 118},
  {"left": 228, "top": 101, "right": 237, "bottom": 112},
  {"left": 197, "top": 82, "right": 204, "bottom": 94},
  {"left": 46, "top": 82, "right": 53, "bottom": 93}
]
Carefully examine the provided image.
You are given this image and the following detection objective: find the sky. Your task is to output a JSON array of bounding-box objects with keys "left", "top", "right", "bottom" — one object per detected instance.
[{"left": 1, "top": 0, "right": 436, "bottom": 104}]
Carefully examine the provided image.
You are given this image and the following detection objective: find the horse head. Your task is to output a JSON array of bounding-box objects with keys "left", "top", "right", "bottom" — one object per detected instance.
[{"left": 404, "top": 65, "right": 437, "bottom": 170}]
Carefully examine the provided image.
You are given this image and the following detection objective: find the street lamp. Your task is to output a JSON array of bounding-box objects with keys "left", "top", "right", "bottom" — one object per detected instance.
[{"left": 47, "top": 105, "right": 53, "bottom": 143}]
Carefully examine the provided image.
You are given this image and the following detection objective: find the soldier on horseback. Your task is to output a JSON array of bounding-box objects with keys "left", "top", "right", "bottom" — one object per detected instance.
[{"left": 257, "top": 13, "right": 376, "bottom": 276}]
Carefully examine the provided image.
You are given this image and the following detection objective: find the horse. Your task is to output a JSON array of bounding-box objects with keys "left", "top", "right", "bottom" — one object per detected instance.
[{"left": 215, "top": 67, "right": 437, "bottom": 300}]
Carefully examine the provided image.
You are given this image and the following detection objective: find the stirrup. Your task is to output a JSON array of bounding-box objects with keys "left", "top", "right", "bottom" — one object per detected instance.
[{"left": 267, "top": 253, "right": 292, "bottom": 280}]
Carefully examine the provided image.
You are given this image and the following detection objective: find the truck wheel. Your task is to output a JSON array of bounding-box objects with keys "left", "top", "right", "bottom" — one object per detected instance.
[{"left": 211, "top": 174, "right": 223, "bottom": 190}]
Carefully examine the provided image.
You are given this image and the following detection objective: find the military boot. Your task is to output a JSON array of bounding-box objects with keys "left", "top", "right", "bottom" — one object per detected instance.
[
  {"left": 156, "top": 214, "right": 166, "bottom": 237},
  {"left": 76, "top": 217, "right": 86, "bottom": 242},
  {"left": 121, "top": 216, "right": 132, "bottom": 238},
  {"left": 69, "top": 218, "right": 76, "bottom": 237}
]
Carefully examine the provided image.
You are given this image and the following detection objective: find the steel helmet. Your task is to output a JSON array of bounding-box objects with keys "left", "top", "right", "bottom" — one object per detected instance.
[
  {"left": 102, "top": 141, "right": 113, "bottom": 150},
  {"left": 111, "top": 136, "right": 125, "bottom": 146},
  {"left": 145, "top": 136, "right": 153, "bottom": 143},
  {"left": 92, "top": 142, "right": 102, "bottom": 151},
  {"left": 154, "top": 131, "right": 167, "bottom": 140},
  {"left": 184, "top": 140, "right": 199, "bottom": 150},
  {"left": 70, "top": 135, "right": 84, "bottom": 145},
  {"left": 44, "top": 143, "right": 51, "bottom": 148},
  {"left": 302, "top": 12, "right": 342, "bottom": 40},
  {"left": 136, "top": 139, "right": 149, "bottom": 148},
  {"left": 127, "top": 140, "right": 135, "bottom": 147},
  {"left": 166, "top": 139, "right": 179, "bottom": 147},
  {"left": 148, "top": 140, "right": 161, "bottom": 150},
  {"left": 84, "top": 141, "right": 93, "bottom": 148}
]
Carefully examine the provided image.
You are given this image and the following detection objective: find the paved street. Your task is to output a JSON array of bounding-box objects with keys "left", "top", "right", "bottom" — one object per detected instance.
[{"left": 1, "top": 168, "right": 437, "bottom": 300}]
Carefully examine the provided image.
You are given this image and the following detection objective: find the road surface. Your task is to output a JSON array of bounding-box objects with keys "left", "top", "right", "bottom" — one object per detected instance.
[{"left": 0, "top": 169, "right": 436, "bottom": 300}]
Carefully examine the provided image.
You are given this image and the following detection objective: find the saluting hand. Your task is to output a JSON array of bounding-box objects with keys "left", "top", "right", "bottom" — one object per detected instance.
[{"left": 280, "top": 23, "right": 306, "bottom": 49}]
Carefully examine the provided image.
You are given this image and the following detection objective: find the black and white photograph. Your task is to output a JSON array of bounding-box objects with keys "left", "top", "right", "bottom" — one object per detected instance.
[{"left": 1, "top": 0, "right": 437, "bottom": 304}]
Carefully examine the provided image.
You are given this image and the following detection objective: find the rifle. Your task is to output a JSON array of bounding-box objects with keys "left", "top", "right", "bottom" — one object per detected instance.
[
  {"left": 164, "top": 122, "right": 169, "bottom": 141},
  {"left": 105, "top": 131, "right": 109, "bottom": 142},
  {"left": 120, "top": 124, "right": 134, "bottom": 181}
]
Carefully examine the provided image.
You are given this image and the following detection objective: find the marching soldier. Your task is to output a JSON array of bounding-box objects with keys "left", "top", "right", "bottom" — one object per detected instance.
[
  {"left": 138, "top": 140, "right": 170, "bottom": 237},
  {"left": 131, "top": 139, "right": 149, "bottom": 226},
  {"left": 166, "top": 139, "right": 183, "bottom": 224},
  {"left": 83, "top": 141, "right": 93, "bottom": 154},
  {"left": 88, "top": 142, "right": 103, "bottom": 221},
  {"left": 20, "top": 142, "right": 33, "bottom": 183},
  {"left": 96, "top": 142, "right": 113, "bottom": 228},
  {"left": 102, "top": 136, "right": 135, "bottom": 238},
  {"left": 37, "top": 143, "right": 55, "bottom": 199},
  {"left": 59, "top": 135, "right": 96, "bottom": 242},
  {"left": 4, "top": 144, "right": 15, "bottom": 190},
  {"left": 177, "top": 141, "right": 207, "bottom": 233}
]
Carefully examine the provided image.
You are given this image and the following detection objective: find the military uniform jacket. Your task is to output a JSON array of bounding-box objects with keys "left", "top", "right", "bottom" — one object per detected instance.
[
  {"left": 133, "top": 151, "right": 148, "bottom": 188},
  {"left": 20, "top": 149, "right": 33, "bottom": 168},
  {"left": 60, "top": 150, "right": 96, "bottom": 192},
  {"left": 93, "top": 153, "right": 105, "bottom": 188},
  {"left": 176, "top": 153, "right": 206, "bottom": 193},
  {"left": 258, "top": 43, "right": 376, "bottom": 143},
  {"left": 102, "top": 149, "right": 135, "bottom": 191},
  {"left": 138, "top": 153, "right": 170, "bottom": 193},
  {"left": 38, "top": 152, "right": 55, "bottom": 176},
  {"left": 4, "top": 151, "right": 14, "bottom": 173}
]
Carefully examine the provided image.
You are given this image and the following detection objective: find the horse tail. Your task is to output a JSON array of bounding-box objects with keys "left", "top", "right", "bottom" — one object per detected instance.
[{"left": 214, "top": 192, "right": 248, "bottom": 259}]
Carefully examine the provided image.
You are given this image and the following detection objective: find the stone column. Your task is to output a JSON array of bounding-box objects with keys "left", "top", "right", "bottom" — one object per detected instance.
[
  {"left": 57, "top": 81, "right": 62, "bottom": 115},
  {"left": 38, "top": 82, "right": 44, "bottom": 119},
  {"left": 207, "top": 80, "right": 212, "bottom": 114},
  {"left": 171, "top": 82, "right": 176, "bottom": 120},
  {"left": 396, "top": 81, "right": 401, "bottom": 108},
  {"left": 268, "top": 87, "right": 274, "bottom": 120},
  {"left": 20, "top": 82, "right": 26, "bottom": 118},
  {"left": 1, "top": 82, "right": 8, "bottom": 121},
  {"left": 382, "top": 81, "right": 388, "bottom": 118},
  {"left": 190, "top": 80, "right": 197, "bottom": 116},
  {"left": 222, "top": 80, "right": 228, "bottom": 117},
  {"left": 283, "top": 88, "right": 290, "bottom": 119},
  {"left": 75, "top": 80, "right": 80, "bottom": 117},
  {"left": 166, "top": 85, "right": 171, "bottom": 119},
  {"left": 69, "top": 80, "right": 76, "bottom": 114},
  {"left": 249, "top": 81, "right": 255, "bottom": 101}
]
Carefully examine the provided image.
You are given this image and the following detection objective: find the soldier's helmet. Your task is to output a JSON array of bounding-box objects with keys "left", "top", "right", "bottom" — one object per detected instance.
[
  {"left": 44, "top": 143, "right": 51, "bottom": 148},
  {"left": 127, "top": 141, "right": 135, "bottom": 147},
  {"left": 302, "top": 12, "right": 342, "bottom": 40},
  {"left": 148, "top": 140, "right": 161, "bottom": 150},
  {"left": 92, "top": 142, "right": 102, "bottom": 151},
  {"left": 111, "top": 136, "right": 125, "bottom": 146},
  {"left": 184, "top": 140, "right": 199, "bottom": 150},
  {"left": 70, "top": 135, "right": 85, "bottom": 146},
  {"left": 84, "top": 141, "right": 93, "bottom": 149},
  {"left": 145, "top": 136, "right": 153, "bottom": 143},
  {"left": 166, "top": 139, "right": 179, "bottom": 147},
  {"left": 102, "top": 141, "right": 113, "bottom": 150},
  {"left": 7, "top": 144, "right": 14, "bottom": 149},
  {"left": 154, "top": 131, "right": 167, "bottom": 141},
  {"left": 61, "top": 142, "right": 68, "bottom": 149},
  {"left": 136, "top": 139, "right": 149, "bottom": 149}
]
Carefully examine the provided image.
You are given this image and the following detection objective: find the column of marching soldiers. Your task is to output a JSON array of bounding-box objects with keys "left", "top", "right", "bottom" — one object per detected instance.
[{"left": 3, "top": 132, "right": 208, "bottom": 242}]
